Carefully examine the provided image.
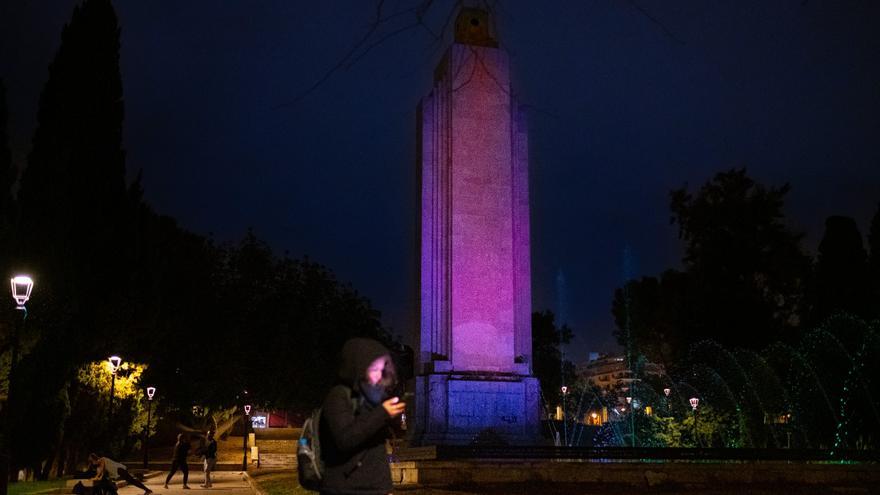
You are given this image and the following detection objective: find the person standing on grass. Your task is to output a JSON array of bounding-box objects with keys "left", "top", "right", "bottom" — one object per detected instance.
[
  {"left": 89, "top": 453, "right": 153, "bottom": 495},
  {"left": 164, "top": 433, "right": 191, "bottom": 489}
]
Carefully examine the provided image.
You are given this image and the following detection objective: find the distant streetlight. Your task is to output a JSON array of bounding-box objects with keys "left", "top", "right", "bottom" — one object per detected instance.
[
  {"left": 108, "top": 356, "right": 122, "bottom": 423},
  {"left": 242, "top": 404, "right": 252, "bottom": 470},
  {"left": 626, "top": 396, "right": 632, "bottom": 404},
  {"left": 560, "top": 386, "right": 569, "bottom": 446},
  {"left": 2, "top": 276, "right": 34, "bottom": 495},
  {"left": 663, "top": 388, "right": 671, "bottom": 397},
  {"left": 690, "top": 397, "right": 700, "bottom": 447},
  {"left": 144, "top": 386, "right": 156, "bottom": 468}
]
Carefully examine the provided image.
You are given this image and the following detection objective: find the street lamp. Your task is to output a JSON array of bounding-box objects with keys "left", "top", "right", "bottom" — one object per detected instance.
[
  {"left": 10, "top": 276, "right": 33, "bottom": 308},
  {"left": 560, "top": 386, "right": 568, "bottom": 446},
  {"left": 8, "top": 276, "right": 33, "bottom": 371},
  {"left": 143, "top": 387, "right": 156, "bottom": 468},
  {"left": 108, "top": 355, "right": 122, "bottom": 423},
  {"left": 689, "top": 397, "right": 700, "bottom": 447},
  {"left": 2, "top": 276, "right": 34, "bottom": 495},
  {"left": 242, "top": 404, "right": 252, "bottom": 470},
  {"left": 663, "top": 387, "right": 671, "bottom": 415}
]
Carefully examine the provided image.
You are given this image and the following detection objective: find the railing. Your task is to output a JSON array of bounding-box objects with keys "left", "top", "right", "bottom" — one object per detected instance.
[{"left": 396, "top": 445, "right": 880, "bottom": 462}]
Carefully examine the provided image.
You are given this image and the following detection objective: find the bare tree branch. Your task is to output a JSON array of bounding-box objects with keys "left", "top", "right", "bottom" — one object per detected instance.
[
  {"left": 274, "top": 0, "right": 443, "bottom": 110},
  {"left": 626, "top": 0, "right": 686, "bottom": 45}
]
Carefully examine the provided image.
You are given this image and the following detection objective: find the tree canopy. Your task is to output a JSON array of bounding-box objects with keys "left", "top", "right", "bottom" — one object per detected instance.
[{"left": 0, "top": 0, "right": 395, "bottom": 479}]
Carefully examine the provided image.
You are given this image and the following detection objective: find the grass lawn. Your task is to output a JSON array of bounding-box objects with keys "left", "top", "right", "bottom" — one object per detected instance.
[
  {"left": 246, "top": 470, "right": 310, "bottom": 495},
  {"left": 7, "top": 479, "right": 66, "bottom": 495}
]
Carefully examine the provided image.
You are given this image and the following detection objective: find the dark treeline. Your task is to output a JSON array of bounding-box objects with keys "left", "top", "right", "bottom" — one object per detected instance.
[
  {"left": 612, "top": 168, "right": 880, "bottom": 449},
  {"left": 612, "top": 168, "right": 880, "bottom": 367},
  {"left": 0, "top": 0, "right": 398, "bottom": 479}
]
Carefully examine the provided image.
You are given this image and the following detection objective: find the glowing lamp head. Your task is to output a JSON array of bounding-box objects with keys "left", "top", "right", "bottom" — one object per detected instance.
[
  {"left": 10, "top": 275, "right": 34, "bottom": 308},
  {"left": 146, "top": 387, "right": 156, "bottom": 400},
  {"left": 625, "top": 396, "right": 632, "bottom": 404},
  {"left": 560, "top": 386, "right": 568, "bottom": 395},
  {"left": 689, "top": 397, "right": 700, "bottom": 410},
  {"left": 590, "top": 412, "right": 598, "bottom": 419},
  {"left": 244, "top": 404, "right": 251, "bottom": 415},
  {"left": 663, "top": 388, "right": 671, "bottom": 397},
  {"left": 108, "top": 355, "right": 122, "bottom": 373}
]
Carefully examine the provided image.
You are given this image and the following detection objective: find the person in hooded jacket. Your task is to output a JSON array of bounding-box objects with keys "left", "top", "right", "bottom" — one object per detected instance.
[{"left": 318, "top": 338, "right": 406, "bottom": 495}]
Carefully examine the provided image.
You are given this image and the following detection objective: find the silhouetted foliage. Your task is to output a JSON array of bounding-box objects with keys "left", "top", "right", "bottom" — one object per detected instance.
[
  {"left": 869, "top": 203, "right": 880, "bottom": 318},
  {"left": 0, "top": 79, "right": 15, "bottom": 258},
  {"left": 611, "top": 270, "right": 690, "bottom": 368},
  {"left": 807, "top": 216, "right": 872, "bottom": 326},
  {"left": 531, "top": 310, "right": 574, "bottom": 402},
  {"left": 614, "top": 169, "right": 812, "bottom": 367},
  {"left": 0, "top": 0, "right": 395, "bottom": 478},
  {"left": 669, "top": 168, "right": 811, "bottom": 348}
]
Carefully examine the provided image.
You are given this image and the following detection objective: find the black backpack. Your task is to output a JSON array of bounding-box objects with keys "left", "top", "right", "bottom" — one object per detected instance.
[{"left": 297, "top": 387, "right": 360, "bottom": 492}]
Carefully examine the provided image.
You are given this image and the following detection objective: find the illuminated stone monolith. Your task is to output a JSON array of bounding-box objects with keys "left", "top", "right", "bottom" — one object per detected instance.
[{"left": 413, "top": 7, "right": 540, "bottom": 445}]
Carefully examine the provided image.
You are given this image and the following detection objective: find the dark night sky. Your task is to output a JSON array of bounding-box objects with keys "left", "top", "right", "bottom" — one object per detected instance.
[{"left": 2, "top": 1, "right": 879, "bottom": 361}]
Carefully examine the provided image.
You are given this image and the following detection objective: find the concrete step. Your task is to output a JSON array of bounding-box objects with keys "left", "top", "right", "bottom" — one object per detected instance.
[
  {"left": 254, "top": 427, "right": 300, "bottom": 440},
  {"left": 254, "top": 439, "right": 296, "bottom": 454},
  {"left": 258, "top": 453, "right": 296, "bottom": 468}
]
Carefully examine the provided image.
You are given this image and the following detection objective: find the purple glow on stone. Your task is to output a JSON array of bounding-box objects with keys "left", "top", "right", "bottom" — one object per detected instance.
[
  {"left": 415, "top": 11, "right": 541, "bottom": 444},
  {"left": 419, "top": 44, "right": 532, "bottom": 374}
]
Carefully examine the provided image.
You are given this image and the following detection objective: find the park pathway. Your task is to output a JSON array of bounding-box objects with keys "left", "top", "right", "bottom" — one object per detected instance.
[{"left": 118, "top": 472, "right": 256, "bottom": 495}]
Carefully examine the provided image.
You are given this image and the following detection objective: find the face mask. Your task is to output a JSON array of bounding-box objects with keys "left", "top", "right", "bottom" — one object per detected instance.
[{"left": 359, "top": 381, "right": 387, "bottom": 406}]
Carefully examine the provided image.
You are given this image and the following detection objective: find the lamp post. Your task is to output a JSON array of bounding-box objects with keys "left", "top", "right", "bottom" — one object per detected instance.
[
  {"left": 8, "top": 276, "right": 32, "bottom": 387},
  {"left": 663, "top": 387, "right": 671, "bottom": 415},
  {"left": 625, "top": 395, "right": 635, "bottom": 447},
  {"left": 2, "top": 276, "right": 34, "bottom": 495},
  {"left": 242, "top": 404, "right": 251, "bottom": 471},
  {"left": 560, "top": 386, "right": 568, "bottom": 446},
  {"left": 689, "top": 397, "right": 700, "bottom": 447},
  {"left": 143, "top": 387, "right": 156, "bottom": 468},
  {"left": 107, "top": 356, "right": 122, "bottom": 424}
]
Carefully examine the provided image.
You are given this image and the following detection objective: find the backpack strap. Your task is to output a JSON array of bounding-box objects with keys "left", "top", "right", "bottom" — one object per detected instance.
[{"left": 342, "top": 385, "right": 372, "bottom": 478}]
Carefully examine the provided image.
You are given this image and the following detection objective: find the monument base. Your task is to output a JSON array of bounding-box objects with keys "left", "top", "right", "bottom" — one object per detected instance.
[{"left": 411, "top": 369, "right": 542, "bottom": 446}]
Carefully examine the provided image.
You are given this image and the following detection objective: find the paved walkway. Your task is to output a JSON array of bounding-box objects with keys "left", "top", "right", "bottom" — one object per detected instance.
[{"left": 118, "top": 471, "right": 256, "bottom": 495}]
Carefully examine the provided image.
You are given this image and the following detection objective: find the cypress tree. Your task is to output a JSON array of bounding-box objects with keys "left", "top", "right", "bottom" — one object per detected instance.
[
  {"left": 0, "top": 79, "right": 15, "bottom": 259},
  {"left": 868, "top": 203, "right": 880, "bottom": 318},
  {"left": 17, "top": 0, "right": 128, "bottom": 325},
  {"left": 10, "top": 0, "right": 129, "bottom": 474},
  {"left": 810, "top": 216, "right": 871, "bottom": 326}
]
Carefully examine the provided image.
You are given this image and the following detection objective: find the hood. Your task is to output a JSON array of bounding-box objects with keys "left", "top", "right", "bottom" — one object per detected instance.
[{"left": 337, "top": 338, "right": 391, "bottom": 387}]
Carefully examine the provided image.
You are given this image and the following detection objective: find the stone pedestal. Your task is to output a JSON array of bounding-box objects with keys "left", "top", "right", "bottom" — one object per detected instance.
[{"left": 413, "top": 370, "right": 541, "bottom": 445}]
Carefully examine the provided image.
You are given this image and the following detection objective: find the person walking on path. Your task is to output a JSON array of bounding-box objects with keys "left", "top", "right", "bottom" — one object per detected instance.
[
  {"left": 89, "top": 454, "right": 153, "bottom": 495},
  {"left": 199, "top": 430, "right": 218, "bottom": 488},
  {"left": 164, "top": 433, "right": 191, "bottom": 489},
  {"left": 318, "top": 338, "right": 406, "bottom": 495}
]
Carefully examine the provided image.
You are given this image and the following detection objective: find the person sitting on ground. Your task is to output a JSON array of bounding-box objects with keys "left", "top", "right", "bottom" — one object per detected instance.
[{"left": 89, "top": 453, "right": 153, "bottom": 495}]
